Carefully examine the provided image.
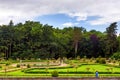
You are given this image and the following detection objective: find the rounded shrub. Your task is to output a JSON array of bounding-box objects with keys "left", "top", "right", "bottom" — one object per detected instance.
[
  {"left": 100, "top": 58, "right": 106, "bottom": 64},
  {"left": 96, "top": 58, "right": 99, "bottom": 63},
  {"left": 0, "top": 66, "right": 2, "bottom": 68},
  {"left": 16, "top": 64, "right": 20, "bottom": 68},
  {"left": 22, "top": 64, "right": 26, "bottom": 66},
  {"left": 6, "top": 62, "right": 10, "bottom": 66},
  {"left": 27, "top": 64, "right": 31, "bottom": 68},
  {"left": 51, "top": 70, "right": 59, "bottom": 77},
  {"left": 96, "top": 58, "right": 106, "bottom": 64}
]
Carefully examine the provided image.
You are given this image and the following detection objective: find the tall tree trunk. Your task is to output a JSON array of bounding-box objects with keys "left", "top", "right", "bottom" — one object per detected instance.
[
  {"left": 9, "top": 43, "right": 11, "bottom": 59},
  {"left": 75, "top": 42, "right": 78, "bottom": 59}
]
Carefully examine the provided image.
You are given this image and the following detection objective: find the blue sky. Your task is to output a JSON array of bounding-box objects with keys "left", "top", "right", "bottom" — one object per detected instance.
[
  {"left": 0, "top": 0, "right": 120, "bottom": 34},
  {"left": 36, "top": 14, "right": 118, "bottom": 33}
]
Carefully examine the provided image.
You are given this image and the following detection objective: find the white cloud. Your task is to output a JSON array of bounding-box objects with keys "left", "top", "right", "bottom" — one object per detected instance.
[
  {"left": 88, "top": 16, "right": 120, "bottom": 25},
  {"left": 62, "top": 22, "right": 74, "bottom": 27},
  {"left": 0, "top": 0, "right": 120, "bottom": 25},
  {"left": 68, "top": 13, "right": 88, "bottom": 21},
  {"left": 62, "top": 22, "right": 79, "bottom": 27}
]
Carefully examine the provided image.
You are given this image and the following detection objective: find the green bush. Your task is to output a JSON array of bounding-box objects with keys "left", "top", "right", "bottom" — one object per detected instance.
[
  {"left": 16, "top": 64, "right": 20, "bottom": 68},
  {"left": 0, "top": 66, "right": 2, "bottom": 68},
  {"left": 96, "top": 58, "right": 106, "bottom": 64},
  {"left": 27, "top": 64, "right": 31, "bottom": 68},
  {"left": 96, "top": 58, "right": 99, "bottom": 63},
  {"left": 51, "top": 70, "right": 59, "bottom": 77},
  {"left": 6, "top": 62, "right": 10, "bottom": 66},
  {"left": 22, "top": 64, "right": 26, "bottom": 66},
  {"left": 111, "top": 52, "right": 120, "bottom": 60},
  {"left": 100, "top": 58, "right": 106, "bottom": 64}
]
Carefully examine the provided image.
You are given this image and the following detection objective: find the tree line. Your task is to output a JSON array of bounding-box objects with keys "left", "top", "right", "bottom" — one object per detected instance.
[{"left": 0, "top": 20, "right": 119, "bottom": 60}]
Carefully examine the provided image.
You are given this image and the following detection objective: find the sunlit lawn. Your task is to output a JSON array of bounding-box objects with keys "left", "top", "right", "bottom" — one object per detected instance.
[
  {"left": 23, "top": 64, "right": 120, "bottom": 72},
  {"left": 0, "top": 59, "right": 119, "bottom": 77},
  {"left": 0, "top": 64, "right": 119, "bottom": 77}
]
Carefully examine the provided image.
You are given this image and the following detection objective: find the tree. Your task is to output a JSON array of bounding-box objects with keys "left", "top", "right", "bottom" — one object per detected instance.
[
  {"left": 106, "top": 22, "right": 119, "bottom": 57},
  {"left": 0, "top": 20, "right": 119, "bottom": 60},
  {"left": 117, "top": 35, "right": 120, "bottom": 51},
  {"left": 106, "top": 22, "right": 117, "bottom": 40},
  {"left": 73, "top": 27, "right": 82, "bottom": 59},
  {"left": 42, "top": 24, "right": 54, "bottom": 59},
  {"left": 8, "top": 20, "right": 14, "bottom": 27},
  {"left": 90, "top": 34, "right": 99, "bottom": 58},
  {"left": 0, "top": 23, "right": 15, "bottom": 59}
]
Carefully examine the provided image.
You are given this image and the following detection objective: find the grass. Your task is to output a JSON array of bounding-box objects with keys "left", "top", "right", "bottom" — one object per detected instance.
[
  {"left": 1, "top": 64, "right": 118, "bottom": 77},
  {"left": 0, "top": 71, "right": 120, "bottom": 78},
  {"left": 23, "top": 64, "right": 120, "bottom": 73},
  {"left": 0, "top": 59, "right": 119, "bottom": 77}
]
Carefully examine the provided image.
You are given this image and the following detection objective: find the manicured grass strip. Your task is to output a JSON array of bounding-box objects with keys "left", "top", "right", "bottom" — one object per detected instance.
[
  {"left": 0, "top": 70, "right": 120, "bottom": 77},
  {"left": 21, "top": 64, "right": 120, "bottom": 75},
  {"left": 0, "top": 64, "right": 119, "bottom": 77}
]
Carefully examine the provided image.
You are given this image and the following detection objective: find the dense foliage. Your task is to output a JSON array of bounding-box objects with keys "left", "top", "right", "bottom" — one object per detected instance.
[
  {"left": 0, "top": 20, "right": 119, "bottom": 60},
  {"left": 111, "top": 52, "right": 120, "bottom": 60}
]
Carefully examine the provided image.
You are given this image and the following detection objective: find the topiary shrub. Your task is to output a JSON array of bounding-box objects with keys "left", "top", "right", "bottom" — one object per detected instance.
[
  {"left": 96, "top": 58, "right": 106, "bottom": 64},
  {"left": 22, "top": 64, "right": 26, "bottom": 66},
  {"left": 27, "top": 64, "right": 31, "bottom": 68},
  {"left": 100, "top": 58, "right": 106, "bottom": 64},
  {"left": 51, "top": 70, "right": 59, "bottom": 77},
  {"left": 96, "top": 58, "right": 99, "bottom": 63},
  {"left": 16, "top": 64, "right": 20, "bottom": 68},
  {"left": 6, "top": 62, "right": 10, "bottom": 66},
  {"left": 0, "top": 66, "right": 2, "bottom": 68}
]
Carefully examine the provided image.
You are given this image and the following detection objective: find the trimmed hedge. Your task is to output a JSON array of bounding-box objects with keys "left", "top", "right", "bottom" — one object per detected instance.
[
  {"left": 23, "top": 70, "right": 93, "bottom": 74},
  {"left": 22, "top": 64, "right": 120, "bottom": 74},
  {"left": 22, "top": 69, "right": 120, "bottom": 74},
  {"left": 23, "top": 66, "right": 73, "bottom": 70}
]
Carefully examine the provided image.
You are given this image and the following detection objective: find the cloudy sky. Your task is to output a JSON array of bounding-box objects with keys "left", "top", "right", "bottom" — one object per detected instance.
[{"left": 0, "top": 0, "right": 120, "bottom": 33}]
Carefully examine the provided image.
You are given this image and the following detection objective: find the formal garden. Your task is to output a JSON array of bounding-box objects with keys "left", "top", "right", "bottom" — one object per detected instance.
[{"left": 0, "top": 57, "right": 119, "bottom": 78}]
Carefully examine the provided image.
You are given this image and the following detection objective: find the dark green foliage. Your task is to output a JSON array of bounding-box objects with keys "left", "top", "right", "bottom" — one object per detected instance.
[
  {"left": 16, "top": 64, "right": 20, "bottom": 68},
  {"left": 96, "top": 58, "right": 106, "bottom": 64},
  {"left": 51, "top": 70, "right": 59, "bottom": 77},
  {"left": 27, "top": 64, "right": 31, "bottom": 68},
  {"left": 111, "top": 52, "right": 120, "bottom": 60},
  {"left": 105, "top": 22, "right": 118, "bottom": 57},
  {"left": 73, "top": 27, "right": 82, "bottom": 59},
  {"left": 0, "top": 20, "right": 119, "bottom": 59},
  {"left": 5, "top": 62, "right": 11, "bottom": 66}
]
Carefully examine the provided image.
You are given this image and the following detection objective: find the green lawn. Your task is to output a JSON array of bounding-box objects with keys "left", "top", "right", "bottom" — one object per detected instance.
[
  {"left": 0, "top": 64, "right": 119, "bottom": 77},
  {"left": 0, "top": 59, "right": 120, "bottom": 78},
  {"left": 23, "top": 64, "right": 120, "bottom": 72}
]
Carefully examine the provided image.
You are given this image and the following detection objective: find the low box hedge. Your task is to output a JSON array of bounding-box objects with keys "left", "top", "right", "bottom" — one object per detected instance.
[{"left": 23, "top": 69, "right": 120, "bottom": 74}]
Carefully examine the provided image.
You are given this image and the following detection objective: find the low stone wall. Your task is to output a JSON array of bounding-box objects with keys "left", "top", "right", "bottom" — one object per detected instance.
[{"left": 0, "top": 77, "right": 119, "bottom": 80}]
